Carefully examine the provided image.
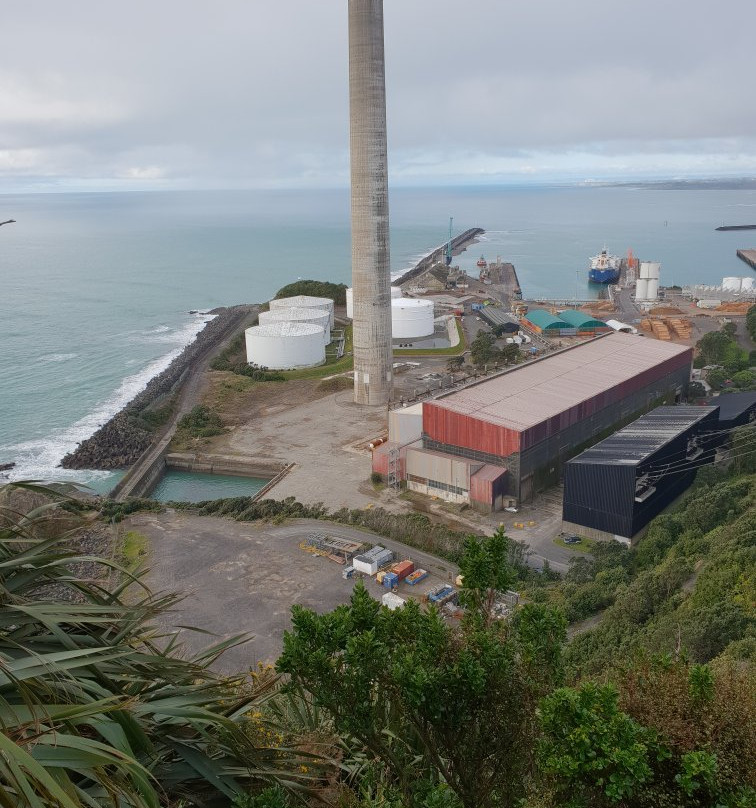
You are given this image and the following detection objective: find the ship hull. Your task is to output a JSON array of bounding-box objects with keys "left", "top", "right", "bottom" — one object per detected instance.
[{"left": 588, "top": 268, "right": 620, "bottom": 284}]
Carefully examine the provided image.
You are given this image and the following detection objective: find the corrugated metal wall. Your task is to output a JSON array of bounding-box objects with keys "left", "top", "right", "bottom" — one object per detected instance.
[
  {"left": 520, "top": 351, "right": 692, "bottom": 450},
  {"left": 563, "top": 407, "right": 720, "bottom": 540},
  {"left": 423, "top": 360, "right": 691, "bottom": 502},
  {"left": 423, "top": 403, "right": 521, "bottom": 457},
  {"left": 470, "top": 467, "right": 508, "bottom": 507},
  {"left": 406, "top": 449, "right": 472, "bottom": 490},
  {"left": 563, "top": 463, "right": 636, "bottom": 537}
]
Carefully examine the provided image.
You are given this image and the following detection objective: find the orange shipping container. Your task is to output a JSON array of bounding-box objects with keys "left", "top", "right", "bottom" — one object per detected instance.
[{"left": 392, "top": 560, "right": 415, "bottom": 581}]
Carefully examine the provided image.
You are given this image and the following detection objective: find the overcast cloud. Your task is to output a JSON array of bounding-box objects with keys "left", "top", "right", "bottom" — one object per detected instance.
[{"left": 1, "top": 0, "right": 754, "bottom": 190}]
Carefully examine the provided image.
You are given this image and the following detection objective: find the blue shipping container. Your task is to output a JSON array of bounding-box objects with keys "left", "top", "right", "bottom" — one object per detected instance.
[{"left": 383, "top": 572, "right": 398, "bottom": 589}]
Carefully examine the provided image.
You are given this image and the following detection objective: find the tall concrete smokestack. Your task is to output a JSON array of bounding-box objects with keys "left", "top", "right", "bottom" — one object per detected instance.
[{"left": 349, "top": 0, "right": 393, "bottom": 405}]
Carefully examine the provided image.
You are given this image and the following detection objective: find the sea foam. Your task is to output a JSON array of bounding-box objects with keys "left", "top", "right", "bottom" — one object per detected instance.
[{"left": 3, "top": 313, "right": 215, "bottom": 484}]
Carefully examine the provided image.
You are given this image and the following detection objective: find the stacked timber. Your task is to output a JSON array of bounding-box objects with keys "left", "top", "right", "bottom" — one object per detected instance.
[{"left": 667, "top": 318, "right": 692, "bottom": 339}]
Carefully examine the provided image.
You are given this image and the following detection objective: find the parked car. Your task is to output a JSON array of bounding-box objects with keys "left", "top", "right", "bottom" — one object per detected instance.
[{"left": 563, "top": 535, "right": 581, "bottom": 545}]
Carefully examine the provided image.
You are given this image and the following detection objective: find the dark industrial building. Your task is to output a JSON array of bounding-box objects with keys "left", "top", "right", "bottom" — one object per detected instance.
[
  {"left": 562, "top": 405, "right": 720, "bottom": 544},
  {"left": 706, "top": 391, "right": 756, "bottom": 430},
  {"left": 375, "top": 333, "right": 693, "bottom": 508}
]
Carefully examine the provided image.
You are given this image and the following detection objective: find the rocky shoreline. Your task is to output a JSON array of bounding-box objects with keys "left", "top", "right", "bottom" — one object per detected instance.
[{"left": 60, "top": 305, "right": 258, "bottom": 470}]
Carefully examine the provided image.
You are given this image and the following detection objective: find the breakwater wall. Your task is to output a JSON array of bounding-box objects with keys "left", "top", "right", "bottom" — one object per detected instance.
[
  {"left": 393, "top": 227, "right": 484, "bottom": 287},
  {"left": 62, "top": 304, "right": 258, "bottom": 471}
]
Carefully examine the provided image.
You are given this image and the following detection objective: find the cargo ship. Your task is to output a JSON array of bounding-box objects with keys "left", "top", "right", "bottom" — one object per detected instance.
[
  {"left": 476, "top": 255, "right": 487, "bottom": 268},
  {"left": 588, "top": 248, "right": 621, "bottom": 284},
  {"left": 716, "top": 224, "right": 756, "bottom": 231}
]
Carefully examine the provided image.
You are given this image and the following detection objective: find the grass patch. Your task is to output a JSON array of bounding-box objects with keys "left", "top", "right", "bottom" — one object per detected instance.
[
  {"left": 393, "top": 319, "right": 466, "bottom": 356},
  {"left": 279, "top": 325, "right": 354, "bottom": 380},
  {"left": 554, "top": 535, "right": 594, "bottom": 553},
  {"left": 120, "top": 530, "right": 148, "bottom": 565}
]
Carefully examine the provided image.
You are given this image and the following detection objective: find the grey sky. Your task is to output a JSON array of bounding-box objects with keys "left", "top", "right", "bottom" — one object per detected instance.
[{"left": 1, "top": 0, "right": 754, "bottom": 190}]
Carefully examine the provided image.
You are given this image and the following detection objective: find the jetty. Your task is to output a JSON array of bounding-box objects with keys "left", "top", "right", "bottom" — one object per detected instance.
[
  {"left": 737, "top": 249, "right": 756, "bottom": 270},
  {"left": 393, "top": 227, "right": 484, "bottom": 286}
]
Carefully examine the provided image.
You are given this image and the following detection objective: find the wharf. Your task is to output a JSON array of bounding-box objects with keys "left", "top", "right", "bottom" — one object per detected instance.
[
  {"left": 737, "top": 249, "right": 756, "bottom": 270},
  {"left": 485, "top": 259, "right": 521, "bottom": 301}
]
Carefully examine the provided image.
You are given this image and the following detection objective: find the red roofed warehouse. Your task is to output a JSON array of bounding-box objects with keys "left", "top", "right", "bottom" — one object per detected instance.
[{"left": 375, "top": 333, "right": 692, "bottom": 509}]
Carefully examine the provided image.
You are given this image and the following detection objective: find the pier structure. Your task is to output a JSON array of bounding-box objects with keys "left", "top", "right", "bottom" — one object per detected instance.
[
  {"left": 737, "top": 249, "right": 756, "bottom": 271},
  {"left": 348, "top": 0, "right": 393, "bottom": 406}
]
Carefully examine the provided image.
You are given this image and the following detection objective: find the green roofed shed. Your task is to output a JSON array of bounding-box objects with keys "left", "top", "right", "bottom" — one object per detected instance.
[
  {"left": 523, "top": 309, "right": 570, "bottom": 332},
  {"left": 557, "top": 309, "right": 608, "bottom": 330}
]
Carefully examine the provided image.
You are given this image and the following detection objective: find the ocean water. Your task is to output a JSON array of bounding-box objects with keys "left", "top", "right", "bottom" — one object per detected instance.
[{"left": 1, "top": 185, "right": 754, "bottom": 487}]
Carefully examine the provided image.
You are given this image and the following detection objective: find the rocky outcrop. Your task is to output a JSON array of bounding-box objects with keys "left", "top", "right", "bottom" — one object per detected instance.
[{"left": 60, "top": 305, "right": 257, "bottom": 470}]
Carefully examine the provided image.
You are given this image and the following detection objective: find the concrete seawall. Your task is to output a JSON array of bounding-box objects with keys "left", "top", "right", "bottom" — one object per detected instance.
[
  {"left": 164, "top": 453, "right": 286, "bottom": 478},
  {"left": 112, "top": 451, "right": 292, "bottom": 501}
]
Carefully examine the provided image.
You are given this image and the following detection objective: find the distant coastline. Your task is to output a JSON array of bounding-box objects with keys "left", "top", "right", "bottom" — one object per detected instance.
[{"left": 599, "top": 176, "right": 756, "bottom": 191}]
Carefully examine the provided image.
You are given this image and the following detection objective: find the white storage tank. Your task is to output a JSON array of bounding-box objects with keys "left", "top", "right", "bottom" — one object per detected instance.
[
  {"left": 646, "top": 278, "right": 659, "bottom": 300},
  {"left": 269, "top": 295, "right": 334, "bottom": 327},
  {"left": 346, "top": 285, "right": 402, "bottom": 319},
  {"left": 723, "top": 277, "right": 743, "bottom": 292},
  {"left": 245, "top": 322, "right": 325, "bottom": 370},
  {"left": 640, "top": 261, "right": 661, "bottom": 279},
  {"left": 635, "top": 278, "right": 650, "bottom": 301},
  {"left": 391, "top": 298, "right": 435, "bottom": 339},
  {"left": 258, "top": 307, "right": 331, "bottom": 344},
  {"left": 741, "top": 277, "right": 755, "bottom": 292}
]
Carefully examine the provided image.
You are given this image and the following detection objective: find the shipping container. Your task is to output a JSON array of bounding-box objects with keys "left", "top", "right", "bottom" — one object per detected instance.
[
  {"left": 392, "top": 560, "right": 414, "bottom": 581},
  {"left": 376, "top": 571, "right": 386, "bottom": 584},
  {"left": 382, "top": 592, "right": 406, "bottom": 610},
  {"left": 406, "top": 569, "right": 429, "bottom": 585},
  {"left": 428, "top": 585, "right": 458, "bottom": 606},
  {"left": 353, "top": 546, "right": 394, "bottom": 575},
  {"left": 383, "top": 572, "right": 399, "bottom": 589}
]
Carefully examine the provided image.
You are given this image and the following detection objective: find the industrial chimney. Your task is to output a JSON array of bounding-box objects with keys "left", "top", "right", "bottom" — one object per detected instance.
[{"left": 348, "top": 0, "right": 393, "bottom": 406}]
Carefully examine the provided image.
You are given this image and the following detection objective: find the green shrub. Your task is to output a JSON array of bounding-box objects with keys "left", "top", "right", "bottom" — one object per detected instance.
[
  {"left": 274, "top": 279, "right": 348, "bottom": 306},
  {"left": 177, "top": 405, "right": 225, "bottom": 437}
]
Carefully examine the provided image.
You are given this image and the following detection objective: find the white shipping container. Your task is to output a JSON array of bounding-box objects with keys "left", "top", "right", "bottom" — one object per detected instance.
[
  {"left": 382, "top": 592, "right": 406, "bottom": 610},
  {"left": 697, "top": 299, "right": 722, "bottom": 309}
]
